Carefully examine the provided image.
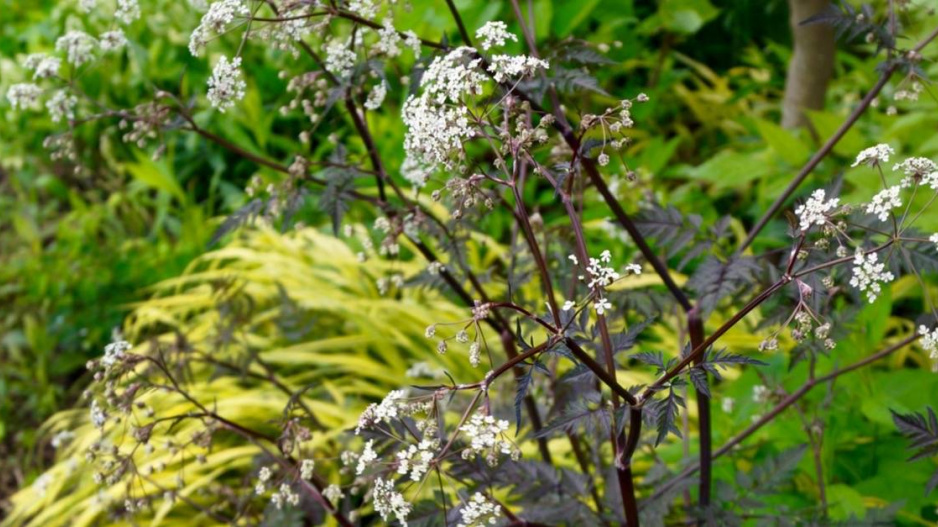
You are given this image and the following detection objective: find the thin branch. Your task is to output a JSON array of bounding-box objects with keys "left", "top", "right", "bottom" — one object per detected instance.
[
  {"left": 643, "top": 333, "right": 918, "bottom": 507},
  {"left": 739, "top": 25, "right": 938, "bottom": 253}
]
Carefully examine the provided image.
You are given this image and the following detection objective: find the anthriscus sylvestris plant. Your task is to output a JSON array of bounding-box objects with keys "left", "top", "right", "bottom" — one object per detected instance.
[{"left": 5, "top": 0, "right": 938, "bottom": 525}]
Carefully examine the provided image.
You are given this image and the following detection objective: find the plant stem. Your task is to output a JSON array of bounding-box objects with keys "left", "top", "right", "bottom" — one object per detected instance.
[{"left": 687, "top": 309, "right": 711, "bottom": 517}]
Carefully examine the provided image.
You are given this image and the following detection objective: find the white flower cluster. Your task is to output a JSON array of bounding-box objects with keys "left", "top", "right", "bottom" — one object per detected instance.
[
  {"left": 90, "top": 399, "right": 107, "bottom": 428},
  {"left": 468, "top": 341, "right": 482, "bottom": 367},
  {"left": 271, "top": 483, "right": 300, "bottom": 509},
  {"left": 364, "top": 81, "right": 387, "bottom": 110},
  {"left": 372, "top": 477, "right": 412, "bottom": 526},
  {"left": 895, "top": 157, "right": 938, "bottom": 189},
  {"left": 102, "top": 339, "right": 131, "bottom": 368},
  {"left": 56, "top": 31, "right": 97, "bottom": 67},
  {"left": 348, "top": 0, "right": 380, "bottom": 18},
  {"left": 459, "top": 412, "right": 514, "bottom": 465},
  {"left": 6, "top": 83, "right": 43, "bottom": 110},
  {"left": 189, "top": 0, "right": 249, "bottom": 56},
  {"left": 299, "top": 458, "right": 315, "bottom": 480},
  {"left": 207, "top": 55, "right": 246, "bottom": 112},
  {"left": 895, "top": 157, "right": 938, "bottom": 178},
  {"left": 851, "top": 143, "right": 894, "bottom": 168},
  {"left": 356, "top": 389, "right": 409, "bottom": 433},
  {"left": 50, "top": 430, "right": 75, "bottom": 449},
  {"left": 396, "top": 438, "right": 437, "bottom": 481},
  {"left": 323, "top": 484, "right": 343, "bottom": 503},
  {"left": 375, "top": 19, "right": 402, "bottom": 57},
  {"left": 324, "top": 38, "right": 357, "bottom": 79},
  {"left": 255, "top": 465, "right": 273, "bottom": 495},
  {"left": 23, "top": 54, "right": 60, "bottom": 79},
  {"left": 475, "top": 21, "right": 517, "bottom": 50},
  {"left": 46, "top": 90, "right": 77, "bottom": 123},
  {"left": 866, "top": 185, "right": 902, "bottom": 222},
  {"left": 402, "top": 46, "right": 484, "bottom": 169},
  {"left": 794, "top": 189, "right": 839, "bottom": 232},
  {"left": 115, "top": 0, "right": 141, "bottom": 25},
  {"left": 357, "top": 439, "right": 378, "bottom": 475},
  {"left": 919, "top": 325, "right": 938, "bottom": 360},
  {"left": 752, "top": 385, "right": 770, "bottom": 404},
  {"left": 487, "top": 54, "right": 549, "bottom": 83},
  {"left": 457, "top": 492, "right": 501, "bottom": 527},
  {"left": 100, "top": 30, "right": 128, "bottom": 52},
  {"left": 567, "top": 251, "right": 641, "bottom": 315},
  {"left": 849, "top": 250, "right": 894, "bottom": 303}
]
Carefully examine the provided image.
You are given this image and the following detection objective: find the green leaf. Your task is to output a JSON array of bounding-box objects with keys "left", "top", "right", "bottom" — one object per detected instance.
[
  {"left": 125, "top": 153, "right": 186, "bottom": 203},
  {"left": 686, "top": 149, "right": 774, "bottom": 191},
  {"left": 827, "top": 484, "right": 866, "bottom": 521},
  {"left": 658, "top": 0, "right": 719, "bottom": 35},
  {"left": 754, "top": 118, "right": 811, "bottom": 166},
  {"left": 806, "top": 110, "right": 867, "bottom": 158}
]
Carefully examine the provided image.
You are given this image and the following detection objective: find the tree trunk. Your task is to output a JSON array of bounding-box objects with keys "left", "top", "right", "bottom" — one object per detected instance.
[{"left": 782, "top": 0, "right": 836, "bottom": 128}]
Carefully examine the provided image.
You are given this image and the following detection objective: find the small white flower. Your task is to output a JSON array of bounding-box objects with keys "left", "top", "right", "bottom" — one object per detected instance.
[
  {"left": 364, "top": 81, "right": 387, "bottom": 110},
  {"left": 562, "top": 300, "right": 575, "bottom": 311},
  {"left": 6, "top": 83, "right": 42, "bottom": 110},
  {"left": 487, "top": 54, "right": 549, "bottom": 83},
  {"left": 597, "top": 153, "right": 610, "bottom": 166},
  {"left": 356, "top": 389, "right": 408, "bottom": 433},
  {"left": 372, "top": 477, "right": 412, "bottom": 526},
  {"left": 865, "top": 185, "right": 902, "bottom": 222},
  {"left": 475, "top": 21, "right": 517, "bottom": 50},
  {"left": 894, "top": 157, "right": 937, "bottom": 177},
  {"left": 207, "top": 55, "right": 246, "bottom": 112},
  {"left": 427, "top": 261, "right": 445, "bottom": 276},
  {"left": 919, "top": 325, "right": 938, "bottom": 360},
  {"left": 90, "top": 400, "right": 107, "bottom": 428},
  {"left": 458, "top": 492, "right": 501, "bottom": 527},
  {"left": 46, "top": 89, "right": 77, "bottom": 123},
  {"left": 102, "top": 339, "right": 131, "bottom": 368},
  {"left": 99, "top": 30, "right": 128, "bottom": 52},
  {"left": 468, "top": 342, "right": 481, "bottom": 367},
  {"left": 357, "top": 439, "right": 377, "bottom": 475},
  {"left": 594, "top": 298, "right": 612, "bottom": 315},
  {"left": 396, "top": 438, "right": 437, "bottom": 481},
  {"left": 794, "top": 189, "right": 840, "bottom": 232},
  {"left": 56, "top": 31, "right": 97, "bottom": 67},
  {"left": 752, "top": 385, "right": 769, "bottom": 404},
  {"left": 50, "top": 430, "right": 75, "bottom": 449},
  {"left": 375, "top": 19, "right": 402, "bottom": 57},
  {"left": 23, "top": 54, "right": 60, "bottom": 79},
  {"left": 721, "top": 397, "right": 734, "bottom": 414},
  {"left": 300, "top": 459, "right": 315, "bottom": 480},
  {"left": 323, "top": 484, "right": 343, "bottom": 503},
  {"left": 189, "top": 0, "right": 248, "bottom": 56},
  {"left": 403, "top": 30, "right": 421, "bottom": 55},
  {"left": 849, "top": 250, "right": 894, "bottom": 303},
  {"left": 851, "top": 143, "right": 894, "bottom": 168},
  {"left": 930, "top": 234, "right": 938, "bottom": 250},
  {"left": 460, "top": 412, "right": 513, "bottom": 462},
  {"left": 115, "top": 0, "right": 141, "bottom": 24},
  {"left": 323, "top": 39, "right": 357, "bottom": 79}
]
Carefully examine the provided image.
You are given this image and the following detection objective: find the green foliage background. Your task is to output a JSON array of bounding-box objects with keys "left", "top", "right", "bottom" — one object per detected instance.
[{"left": 2, "top": 0, "right": 938, "bottom": 524}]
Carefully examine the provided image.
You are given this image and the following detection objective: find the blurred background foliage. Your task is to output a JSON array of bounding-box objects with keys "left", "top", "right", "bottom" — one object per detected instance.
[{"left": 2, "top": 0, "right": 938, "bottom": 524}]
